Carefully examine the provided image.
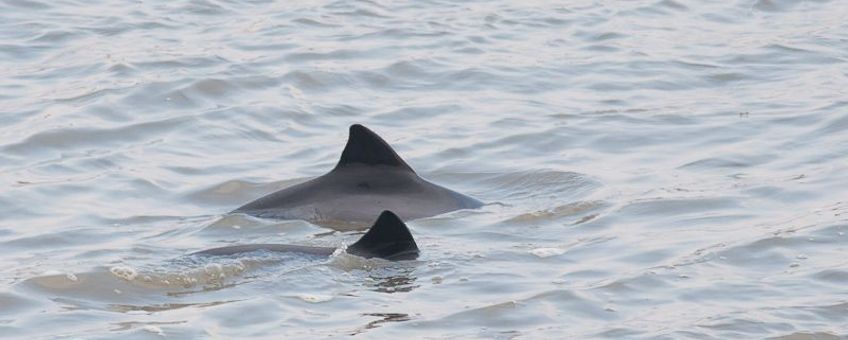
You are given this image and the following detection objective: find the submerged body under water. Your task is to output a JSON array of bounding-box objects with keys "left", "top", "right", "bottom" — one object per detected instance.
[{"left": 2, "top": 0, "right": 848, "bottom": 338}]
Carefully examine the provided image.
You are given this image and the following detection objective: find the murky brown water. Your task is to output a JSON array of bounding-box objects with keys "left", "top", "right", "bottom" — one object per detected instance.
[{"left": 2, "top": 0, "right": 847, "bottom": 338}]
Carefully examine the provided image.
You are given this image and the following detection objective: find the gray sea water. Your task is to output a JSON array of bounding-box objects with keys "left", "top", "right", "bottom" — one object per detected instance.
[{"left": 2, "top": 0, "right": 848, "bottom": 338}]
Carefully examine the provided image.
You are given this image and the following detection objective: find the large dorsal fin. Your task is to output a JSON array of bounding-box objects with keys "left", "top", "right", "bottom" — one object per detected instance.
[
  {"left": 333, "top": 124, "right": 414, "bottom": 172},
  {"left": 346, "top": 210, "right": 419, "bottom": 260}
]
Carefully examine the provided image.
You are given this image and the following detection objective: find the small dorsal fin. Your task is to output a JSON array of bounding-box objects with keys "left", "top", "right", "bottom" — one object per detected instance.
[
  {"left": 333, "top": 124, "right": 414, "bottom": 172},
  {"left": 347, "top": 210, "right": 419, "bottom": 260}
]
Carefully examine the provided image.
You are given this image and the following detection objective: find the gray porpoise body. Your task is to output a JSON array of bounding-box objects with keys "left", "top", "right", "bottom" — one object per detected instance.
[
  {"left": 195, "top": 244, "right": 336, "bottom": 257},
  {"left": 232, "top": 124, "right": 482, "bottom": 227},
  {"left": 195, "top": 211, "right": 420, "bottom": 261}
]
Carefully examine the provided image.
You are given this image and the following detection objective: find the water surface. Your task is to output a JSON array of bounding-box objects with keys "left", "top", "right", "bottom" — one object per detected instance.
[{"left": 1, "top": 0, "right": 847, "bottom": 338}]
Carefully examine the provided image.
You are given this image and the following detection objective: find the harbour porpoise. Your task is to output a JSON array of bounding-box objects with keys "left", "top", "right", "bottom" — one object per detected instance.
[
  {"left": 195, "top": 210, "right": 419, "bottom": 261},
  {"left": 233, "top": 124, "right": 482, "bottom": 228}
]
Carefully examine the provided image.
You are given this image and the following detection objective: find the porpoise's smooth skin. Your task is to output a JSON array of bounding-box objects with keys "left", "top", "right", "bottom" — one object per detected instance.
[
  {"left": 194, "top": 244, "right": 335, "bottom": 257},
  {"left": 195, "top": 211, "right": 419, "bottom": 261},
  {"left": 233, "top": 124, "right": 482, "bottom": 228}
]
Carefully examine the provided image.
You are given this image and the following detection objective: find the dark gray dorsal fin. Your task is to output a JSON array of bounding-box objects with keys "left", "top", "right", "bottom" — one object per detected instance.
[
  {"left": 334, "top": 124, "right": 414, "bottom": 172},
  {"left": 347, "top": 210, "right": 419, "bottom": 260}
]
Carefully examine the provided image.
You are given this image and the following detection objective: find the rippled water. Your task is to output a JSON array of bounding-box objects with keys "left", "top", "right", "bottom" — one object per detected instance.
[{"left": 2, "top": 0, "right": 848, "bottom": 338}]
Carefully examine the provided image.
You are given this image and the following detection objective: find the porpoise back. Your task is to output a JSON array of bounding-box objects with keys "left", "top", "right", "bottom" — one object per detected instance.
[
  {"left": 233, "top": 124, "right": 482, "bottom": 228},
  {"left": 194, "top": 211, "right": 419, "bottom": 261}
]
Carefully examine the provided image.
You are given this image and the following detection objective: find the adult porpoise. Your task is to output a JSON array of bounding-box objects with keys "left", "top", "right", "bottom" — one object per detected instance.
[
  {"left": 233, "top": 124, "right": 482, "bottom": 227},
  {"left": 196, "top": 211, "right": 419, "bottom": 261}
]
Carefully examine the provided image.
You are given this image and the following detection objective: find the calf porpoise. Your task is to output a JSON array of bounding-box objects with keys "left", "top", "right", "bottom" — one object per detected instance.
[{"left": 196, "top": 210, "right": 419, "bottom": 261}]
